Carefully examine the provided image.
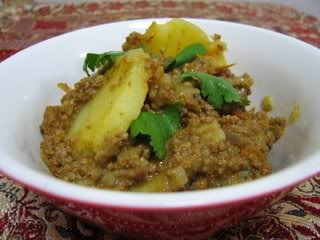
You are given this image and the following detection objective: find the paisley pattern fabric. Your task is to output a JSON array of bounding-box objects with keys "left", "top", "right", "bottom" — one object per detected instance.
[
  {"left": 0, "top": 174, "right": 319, "bottom": 239},
  {"left": 0, "top": 1, "right": 319, "bottom": 239}
]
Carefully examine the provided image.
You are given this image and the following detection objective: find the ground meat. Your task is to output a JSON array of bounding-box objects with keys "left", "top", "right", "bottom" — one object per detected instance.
[
  {"left": 165, "top": 111, "right": 225, "bottom": 178},
  {"left": 183, "top": 56, "right": 227, "bottom": 75},
  {"left": 146, "top": 60, "right": 176, "bottom": 110},
  {"left": 97, "top": 145, "right": 157, "bottom": 191},
  {"left": 40, "top": 75, "right": 128, "bottom": 187},
  {"left": 198, "top": 111, "right": 282, "bottom": 187},
  {"left": 122, "top": 32, "right": 145, "bottom": 51},
  {"left": 61, "top": 75, "right": 105, "bottom": 113},
  {"left": 222, "top": 71, "right": 254, "bottom": 97},
  {"left": 157, "top": 109, "right": 284, "bottom": 190}
]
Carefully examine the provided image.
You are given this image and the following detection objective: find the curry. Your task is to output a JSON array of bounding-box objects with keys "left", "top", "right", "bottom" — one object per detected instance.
[{"left": 40, "top": 19, "right": 286, "bottom": 192}]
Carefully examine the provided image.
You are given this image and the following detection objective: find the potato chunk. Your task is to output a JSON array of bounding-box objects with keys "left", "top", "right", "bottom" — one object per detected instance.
[
  {"left": 141, "top": 19, "right": 210, "bottom": 57},
  {"left": 68, "top": 49, "right": 151, "bottom": 157},
  {"left": 133, "top": 166, "right": 188, "bottom": 192},
  {"left": 123, "top": 19, "right": 227, "bottom": 67}
]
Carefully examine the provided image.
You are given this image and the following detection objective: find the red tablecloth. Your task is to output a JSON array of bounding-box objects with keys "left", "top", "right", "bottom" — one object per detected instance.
[{"left": 0, "top": 1, "right": 319, "bottom": 239}]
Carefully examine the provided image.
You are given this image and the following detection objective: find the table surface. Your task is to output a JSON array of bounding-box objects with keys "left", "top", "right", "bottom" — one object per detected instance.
[{"left": 0, "top": 1, "right": 319, "bottom": 239}]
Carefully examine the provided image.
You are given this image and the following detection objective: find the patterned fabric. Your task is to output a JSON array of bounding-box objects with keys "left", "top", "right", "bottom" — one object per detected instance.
[{"left": 0, "top": 1, "right": 319, "bottom": 239}]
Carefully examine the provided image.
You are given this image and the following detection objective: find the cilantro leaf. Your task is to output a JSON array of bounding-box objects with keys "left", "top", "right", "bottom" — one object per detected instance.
[
  {"left": 161, "top": 104, "right": 182, "bottom": 133},
  {"left": 83, "top": 51, "right": 124, "bottom": 76},
  {"left": 130, "top": 104, "right": 181, "bottom": 160},
  {"left": 165, "top": 43, "right": 207, "bottom": 71},
  {"left": 130, "top": 112, "right": 167, "bottom": 159},
  {"left": 181, "top": 72, "right": 249, "bottom": 109}
]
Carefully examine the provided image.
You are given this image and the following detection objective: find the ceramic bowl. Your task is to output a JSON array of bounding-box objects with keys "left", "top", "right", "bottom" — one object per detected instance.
[{"left": 0, "top": 18, "right": 319, "bottom": 239}]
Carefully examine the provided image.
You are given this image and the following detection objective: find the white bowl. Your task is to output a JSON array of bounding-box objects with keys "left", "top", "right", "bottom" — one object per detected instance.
[{"left": 0, "top": 18, "right": 319, "bottom": 238}]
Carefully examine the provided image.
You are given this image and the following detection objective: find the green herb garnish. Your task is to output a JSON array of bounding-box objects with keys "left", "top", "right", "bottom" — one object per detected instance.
[
  {"left": 181, "top": 72, "right": 249, "bottom": 109},
  {"left": 83, "top": 51, "right": 124, "bottom": 76},
  {"left": 130, "top": 104, "right": 182, "bottom": 160},
  {"left": 165, "top": 43, "right": 207, "bottom": 71}
]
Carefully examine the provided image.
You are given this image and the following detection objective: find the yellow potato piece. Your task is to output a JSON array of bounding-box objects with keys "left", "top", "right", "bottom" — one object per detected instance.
[
  {"left": 139, "top": 19, "right": 227, "bottom": 67},
  {"left": 133, "top": 174, "right": 170, "bottom": 192},
  {"left": 143, "top": 19, "right": 210, "bottom": 57},
  {"left": 133, "top": 166, "right": 188, "bottom": 192},
  {"left": 68, "top": 49, "right": 151, "bottom": 157}
]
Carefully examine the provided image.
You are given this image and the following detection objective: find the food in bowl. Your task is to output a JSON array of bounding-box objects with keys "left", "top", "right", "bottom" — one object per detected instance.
[{"left": 40, "top": 19, "right": 286, "bottom": 192}]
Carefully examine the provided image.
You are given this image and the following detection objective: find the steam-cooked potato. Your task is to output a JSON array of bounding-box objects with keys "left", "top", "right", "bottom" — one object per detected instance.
[
  {"left": 67, "top": 49, "right": 151, "bottom": 158},
  {"left": 139, "top": 19, "right": 210, "bottom": 57},
  {"left": 124, "top": 19, "right": 227, "bottom": 66},
  {"left": 133, "top": 166, "right": 188, "bottom": 192}
]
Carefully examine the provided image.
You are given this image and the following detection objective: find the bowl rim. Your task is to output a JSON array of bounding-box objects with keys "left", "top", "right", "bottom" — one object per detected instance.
[
  {"left": 1, "top": 168, "right": 319, "bottom": 211},
  {"left": 0, "top": 18, "right": 320, "bottom": 210}
]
